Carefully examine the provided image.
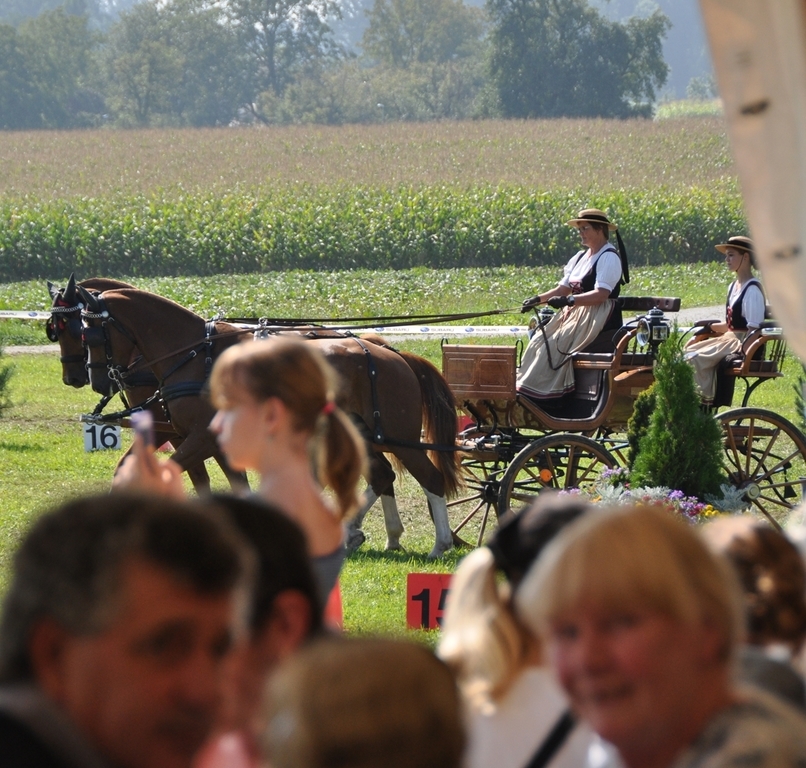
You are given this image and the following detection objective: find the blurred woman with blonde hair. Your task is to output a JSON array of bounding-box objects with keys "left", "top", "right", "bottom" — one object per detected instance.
[
  {"left": 518, "top": 504, "right": 806, "bottom": 768},
  {"left": 438, "top": 493, "right": 598, "bottom": 768}
]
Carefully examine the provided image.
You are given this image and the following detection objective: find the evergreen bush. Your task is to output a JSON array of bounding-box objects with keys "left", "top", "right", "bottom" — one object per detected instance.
[
  {"left": 626, "top": 382, "right": 655, "bottom": 469},
  {"left": 0, "top": 345, "right": 13, "bottom": 416},
  {"left": 630, "top": 332, "right": 725, "bottom": 498}
]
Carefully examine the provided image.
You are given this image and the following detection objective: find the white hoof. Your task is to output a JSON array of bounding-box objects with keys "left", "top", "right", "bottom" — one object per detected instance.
[{"left": 423, "top": 488, "right": 453, "bottom": 561}]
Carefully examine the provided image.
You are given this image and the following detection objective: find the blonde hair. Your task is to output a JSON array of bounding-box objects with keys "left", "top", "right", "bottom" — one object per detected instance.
[
  {"left": 263, "top": 637, "right": 464, "bottom": 768},
  {"left": 516, "top": 505, "right": 744, "bottom": 663},
  {"left": 210, "top": 338, "right": 368, "bottom": 520},
  {"left": 438, "top": 548, "right": 534, "bottom": 706},
  {"left": 439, "top": 494, "right": 593, "bottom": 706}
]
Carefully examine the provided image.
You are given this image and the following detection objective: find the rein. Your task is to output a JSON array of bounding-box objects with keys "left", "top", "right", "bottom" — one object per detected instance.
[{"left": 220, "top": 307, "right": 522, "bottom": 330}]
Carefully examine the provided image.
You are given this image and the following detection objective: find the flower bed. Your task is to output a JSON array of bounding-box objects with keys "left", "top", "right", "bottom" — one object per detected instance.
[{"left": 562, "top": 467, "right": 751, "bottom": 523}]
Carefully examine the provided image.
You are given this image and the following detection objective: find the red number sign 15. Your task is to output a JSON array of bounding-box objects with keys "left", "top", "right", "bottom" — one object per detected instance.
[{"left": 406, "top": 573, "right": 452, "bottom": 629}]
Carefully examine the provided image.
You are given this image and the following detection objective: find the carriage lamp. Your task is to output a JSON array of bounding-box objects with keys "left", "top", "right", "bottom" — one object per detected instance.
[
  {"left": 527, "top": 307, "right": 555, "bottom": 339},
  {"left": 637, "top": 307, "right": 670, "bottom": 353}
]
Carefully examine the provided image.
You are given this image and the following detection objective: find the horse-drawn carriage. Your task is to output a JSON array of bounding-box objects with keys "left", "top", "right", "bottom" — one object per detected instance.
[
  {"left": 441, "top": 295, "right": 805, "bottom": 545},
  {"left": 47, "top": 278, "right": 806, "bottom": 555}
]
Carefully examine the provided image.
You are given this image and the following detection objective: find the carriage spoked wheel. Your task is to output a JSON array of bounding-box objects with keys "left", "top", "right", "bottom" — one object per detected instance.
[
  {"left": 716, "top": 407, "right": 806, "bottom": 528},
  {"left": 447, "top": 446, "right": 509, "bottom": 548},
  {"left": 497, "top": 433, "right": 618, "bottom": 516}
]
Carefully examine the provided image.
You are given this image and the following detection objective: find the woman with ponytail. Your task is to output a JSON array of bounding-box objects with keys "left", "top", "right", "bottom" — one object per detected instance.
[
  {"left": 115, "top": 336, "right": 367, "bottom": 606},
  {"left": 207, "top": 337, "right": 367, "bottom": 604},
  {"left": 438, "top": 494, "right": 601, "bottom": 768}
]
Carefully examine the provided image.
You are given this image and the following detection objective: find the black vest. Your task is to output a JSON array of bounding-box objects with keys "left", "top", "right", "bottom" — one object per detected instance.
[
  {"left": 726, "top": 278, "right": 764, "bottom": 331},
  {"left": 569, "top": 247, "right": 623, "bottom": 331}
]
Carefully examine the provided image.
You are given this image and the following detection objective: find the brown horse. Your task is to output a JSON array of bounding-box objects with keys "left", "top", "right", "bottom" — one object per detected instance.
[
  {"left": 77, "top": 286, "right": 462, "bottom": 558},
  {"left": 47, "top": 275, "right": 248, "bottom": 493}
]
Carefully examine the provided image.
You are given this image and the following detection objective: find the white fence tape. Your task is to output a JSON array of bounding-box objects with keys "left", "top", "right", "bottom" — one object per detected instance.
[
  {"left": 2, "top": 310, "right": 530, "bottom": 336},
  {"left": 0, "top": 310, "right": 51, "bottom": 320}
]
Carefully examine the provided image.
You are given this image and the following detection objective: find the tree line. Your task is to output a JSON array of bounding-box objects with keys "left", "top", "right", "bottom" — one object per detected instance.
[{"left": 0, "top": 0, "right": 670, "bottom": 129}]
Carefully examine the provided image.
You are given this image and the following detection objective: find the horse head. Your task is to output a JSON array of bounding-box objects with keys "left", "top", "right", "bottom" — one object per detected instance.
[
  {"left": 78, "top": 285, "right": 149, "bottom": 397},
  {"left": 47, "top": 273, "right": 88, "bottom": 388}
]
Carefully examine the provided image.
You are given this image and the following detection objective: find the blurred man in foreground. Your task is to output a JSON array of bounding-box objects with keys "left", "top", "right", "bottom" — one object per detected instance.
[{"left": 0, "top": 492, "right": 254, "bottom": 768}]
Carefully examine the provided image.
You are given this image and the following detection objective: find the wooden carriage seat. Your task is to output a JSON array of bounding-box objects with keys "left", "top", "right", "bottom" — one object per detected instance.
[
  {"left": 713, "top": 323, "right": 787, "bottom": 408},
  {"left": 580, "top": 296, "right": 682, "bottom": 354}
]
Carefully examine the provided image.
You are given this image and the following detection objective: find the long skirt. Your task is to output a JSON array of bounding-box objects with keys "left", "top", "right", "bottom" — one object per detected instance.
[
  {"left": 684, "top": 331, "right": 742, "bottom": 404},
  {"left": 516, "top": 301, "right": 615, "bottom": 399}
]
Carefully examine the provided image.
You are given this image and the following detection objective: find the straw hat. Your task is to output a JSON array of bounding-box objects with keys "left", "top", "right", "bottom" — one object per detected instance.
[
  {"left": 565, "top": 208, "right": 618, "bottom": 231},
  {"left": 715, "top": 235, "right": 754, "bottom": 256}
]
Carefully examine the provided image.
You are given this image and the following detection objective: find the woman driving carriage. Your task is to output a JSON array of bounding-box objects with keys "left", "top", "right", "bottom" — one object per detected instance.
[
  {"left": 516, "top": 208, "right": 629, "bottom": 400},
  {"left": 684, "top": 236, "right": 765, "bottom": 406}
]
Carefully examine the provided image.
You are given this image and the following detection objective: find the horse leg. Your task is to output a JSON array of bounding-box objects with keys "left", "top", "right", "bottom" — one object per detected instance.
[
  {"left": 346, "top": 451, "right": 403, "bottom": 551},
  {"left": 113, "top": 436, "right": 213, "bottom": 495},
  {"left": 346, "top": 487, "right": 375, "bottom": 552},
  {"left": 381, "top": 492, "right": 404, "bottom": 551},
  {"left": 423, "top": 488, "right": 453, "bottom": 559},
  {"left": 390, "top": 446, "right": 453, "bottom": 558},
  {"left": 211, "top": 446, "right": 249, "bottom": 493}
]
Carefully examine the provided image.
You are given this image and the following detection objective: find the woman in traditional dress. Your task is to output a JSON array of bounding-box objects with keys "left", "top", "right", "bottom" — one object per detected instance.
[
  {"left": 684, "top": 236, "right": 765, "bottom": 405},
  {"left": 517, "top": 208, "right": 629, "bottom": 400}
]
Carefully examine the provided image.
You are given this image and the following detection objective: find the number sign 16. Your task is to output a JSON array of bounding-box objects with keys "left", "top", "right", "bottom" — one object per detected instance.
[
  {"left": 406, "top": 572, "right": 452, "bottom": 630},
  {"left": 83, "top": 423, "right": 122, "bottom": 452}
]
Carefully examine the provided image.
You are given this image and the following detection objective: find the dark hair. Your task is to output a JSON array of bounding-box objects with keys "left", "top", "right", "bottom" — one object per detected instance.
[
  {"left": 203, "top": 494, "right": 323, "bottom": 636},
  {"left": 0, "top": 492, "right": 254, "bottom": 683},
  {"left": 488, "top": 492, "right": 592, "bottom": 589},
  {"left": 589, "top": 221, "right": 610, "bottom": 237},
  {"left": 721, "top": 524, "right": 806, "bottom": 651}
]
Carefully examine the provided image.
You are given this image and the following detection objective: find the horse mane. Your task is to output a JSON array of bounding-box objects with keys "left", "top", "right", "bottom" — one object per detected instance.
[{"left": 100, "top": 288, "right": 206, "bottom": 326}]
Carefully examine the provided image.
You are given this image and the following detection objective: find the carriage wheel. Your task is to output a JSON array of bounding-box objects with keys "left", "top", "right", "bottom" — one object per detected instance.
[
  {"left": 447, "top": 453, "right": 509, "bottom": 548},
  {"left": 498, "top": 434, "right": 617, "bottom": 515},
  {"left": 716, "top": 407, "right": 806, "bottom": 528}
]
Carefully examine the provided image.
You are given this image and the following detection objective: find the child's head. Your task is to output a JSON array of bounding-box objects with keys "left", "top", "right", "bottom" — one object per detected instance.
[{"left": 263, "top": 637, "right": 465, "bottom": 768}]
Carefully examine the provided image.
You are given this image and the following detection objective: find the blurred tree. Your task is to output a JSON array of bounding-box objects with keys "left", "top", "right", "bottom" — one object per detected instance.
[
  {"left": 226, "top": 0, "right": 342, "bottom": 119},
  {"left": 18, "top": 8, "right": 102, "bottom": 126},
  {"left": 103, "top": 3, "right": 183, "bottom": 125},
  {"left": 159, "top": 0, "right": 248, "bottom": 125},
  {"left": 0, "top": 0, "right": 124, "bottom": 31},
  {"left": 103, "top": 0, "right": 246, "bottom": 126},
  {"left": 362, "top": 0, "right": 484, "bottom": 68},
  {"left": 487, "top": 0, "right": 669, "bottom": 118},
  {"left": 0, "top": 23, "right": 43, "bottom": 128},
  {"left": 260, "top": 51, "right": 493, "bottom": 123}
]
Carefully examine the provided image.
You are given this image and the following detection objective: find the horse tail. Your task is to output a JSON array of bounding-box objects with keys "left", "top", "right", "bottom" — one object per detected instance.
[{"left": 395, "top": 350, "right": 462, "bottom": 499}]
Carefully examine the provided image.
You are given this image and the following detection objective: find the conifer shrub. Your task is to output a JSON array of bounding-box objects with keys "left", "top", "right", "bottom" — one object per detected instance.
[
  {"left": 626, "top": 382, "right": 655, "bottom": 469},
  {"left": 630, "top": 332, "right": 726, "bottom": 498},
  {"left": 0, "top": 346, "right": 13, "bottom": 416}
]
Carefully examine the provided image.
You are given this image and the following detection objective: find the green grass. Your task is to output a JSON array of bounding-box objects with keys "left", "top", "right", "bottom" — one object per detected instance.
[
  {"left": 0, "top": 262, "right": 731, "bottom": 346},
  {"left": 655, "top": 100, "right": 723, "bottom": 120},
  {"left": 0, "top": 305, "right": 802, "bottom": 636}
]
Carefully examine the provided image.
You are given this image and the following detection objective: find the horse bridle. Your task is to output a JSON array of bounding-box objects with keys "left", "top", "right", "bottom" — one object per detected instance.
[
  {"left": 80, "top": 295, "right": 145, "bottom": 395},
  {"left": 81, "top": 296, "right": 223, "bottom": 406},
  {"left": 47, "top": 299, "right": 85, "bottom": 365}
]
